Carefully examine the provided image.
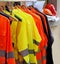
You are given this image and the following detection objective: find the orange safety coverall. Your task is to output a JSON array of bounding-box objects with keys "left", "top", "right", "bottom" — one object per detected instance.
[{"left": 0, "top": 15, "right": 15, "bottom": 64}]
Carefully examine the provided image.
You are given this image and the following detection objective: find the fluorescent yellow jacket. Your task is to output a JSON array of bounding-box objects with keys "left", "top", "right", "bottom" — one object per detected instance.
[
  {"left": 24, "top": 12, "right": 42, "bottom": 64},
  {"left": 17, "top": 8, "right": 42, "bottom": 64},
  {"left": 12, "top": 8, "right": 29, "bottom": 63}
]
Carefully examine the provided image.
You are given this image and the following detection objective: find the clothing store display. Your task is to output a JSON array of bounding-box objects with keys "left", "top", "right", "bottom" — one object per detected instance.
[{"left": 0, "top": 2, "right": 54, "bottom": 64}]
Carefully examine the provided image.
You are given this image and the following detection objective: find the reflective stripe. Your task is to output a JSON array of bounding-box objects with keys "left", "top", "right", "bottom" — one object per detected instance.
[
  {"left": 37, "top": 60, "right": 42, "bottom": 64},
  {"left": 29, "top": 50, "right": 34, "bottom": 54},
  {"left": 18, "top": 49, "right": 29, "bottom": 57},
  {"left": 33, "top": 39, "right": 39, "bottom": 45},
  {"left": 29, "top": 50, "right": 36, "bottom": 55},
  {"left": 0, "top": 50, "right": 5, "bottom": 57},
  {"left": 0, "top": 50, "right": 14, "bottom": 58},
  {"left": 44, "top": 46, "right": 47, "bottom": 49},
  {"left": 42, "top": 56, "right": 46, "bottom": 60},
  {"left": 7, "top": 52, "right": 14, "bottom": 58}
]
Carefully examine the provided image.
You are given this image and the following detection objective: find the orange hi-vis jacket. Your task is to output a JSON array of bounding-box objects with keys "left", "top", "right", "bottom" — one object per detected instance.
[
  {"left": 21, "top": 8, "right": 48, "bottom": 64},
  {"left": 30, "top": 7, "right": 48, "bottom": 64},
  {"left": 0, "top": 15, "right": 15, "bottom": 64},
  {"left": 31, "top": 8, "right": 48, "bottom": 35}
]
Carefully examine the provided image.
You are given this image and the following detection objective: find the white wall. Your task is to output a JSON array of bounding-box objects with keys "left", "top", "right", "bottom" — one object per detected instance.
[
  {"left": 52, "top": 0, "right": 60, "bottom": 64},
  {"left": 57, "top": 0, "right": 60, "bottom": 17}
]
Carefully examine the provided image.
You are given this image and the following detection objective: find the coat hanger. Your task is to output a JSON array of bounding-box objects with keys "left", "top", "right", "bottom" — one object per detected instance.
[
  {"left": 0, "top": 11, "right": 18, "bottom": 22},
  {"left": 0, "top": 2, "right": 18, "bottom": 22}
]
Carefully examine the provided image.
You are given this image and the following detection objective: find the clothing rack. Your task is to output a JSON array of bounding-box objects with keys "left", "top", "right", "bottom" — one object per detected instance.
[{"left": 0, "top": 1, "right": 54, "bottom": 64}]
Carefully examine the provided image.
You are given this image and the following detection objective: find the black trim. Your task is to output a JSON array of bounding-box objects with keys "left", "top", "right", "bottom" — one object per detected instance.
[{"left": 33, "top": 39, "right": 39, "bottom": 46}]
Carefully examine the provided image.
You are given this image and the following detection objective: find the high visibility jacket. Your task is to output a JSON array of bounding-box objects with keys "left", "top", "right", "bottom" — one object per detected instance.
[
  {"left": 30, "top": 7, "right": 48, "bottom": 64},
  {"left": 30, "top": 8, "right": 48, "bottom": 46},
  {"left": 0, "top": 15, "right": 15, "bottom": 64},
  {"left": 12, "top": 8, "right": 41, "bottom": 64},
  {"left": 23, "top": 8, "right": 47, "bottom": 50},
  {"left": 22, "top": 12, "right": 41, "bottom": 64},
  {"left": 12, "top": 9, "right": 29, "bottom": 63}
]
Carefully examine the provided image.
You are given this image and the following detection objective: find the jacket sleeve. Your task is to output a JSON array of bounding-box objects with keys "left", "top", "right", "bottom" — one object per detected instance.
[
  {"left": 6, "top": 19, "right": 16, "bottom": 64},
  {"left": 12, "top": 10, "right": 29, "bottom": 63},
  {"left": 31, "top": 16, "right": 42, "bottom": 52}
]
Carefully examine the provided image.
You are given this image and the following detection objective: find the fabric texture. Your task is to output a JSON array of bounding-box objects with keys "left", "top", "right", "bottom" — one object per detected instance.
[{"left": 0, "top": 15, "right": 15, "bottom": 64}]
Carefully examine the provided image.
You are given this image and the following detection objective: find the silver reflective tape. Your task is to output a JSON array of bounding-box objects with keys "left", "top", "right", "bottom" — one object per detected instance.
[
  {"left": 42, "top": 56, "right": 46, "bottom": 60},
  {"left": 0, "top": 50, "right": 5, "bottom": 57},
  {"left": 18, "top": 49, "right": 29, "bottom": 57},
  {"left": 33, "top": 39, "right": 39, "bottom": 45},
  {"left": 0, "top": 50, "right": 14, "bottom": 59},
  {"left": 44, "top": 46, "right": 47, "bottom": 49},
  {"left": 7, "top": 52, "right": 14, "bottom": 58}
]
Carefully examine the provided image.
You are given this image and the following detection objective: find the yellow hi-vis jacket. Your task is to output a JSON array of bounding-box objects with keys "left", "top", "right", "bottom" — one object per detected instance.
[{"left": 11, "top": 8, "right": 42, "bottom": 64}]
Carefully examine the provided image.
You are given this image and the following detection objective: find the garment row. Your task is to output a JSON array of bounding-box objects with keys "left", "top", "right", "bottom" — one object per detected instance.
[{"left": 0, "top": 6, "right": 54, "bottom": 64}]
